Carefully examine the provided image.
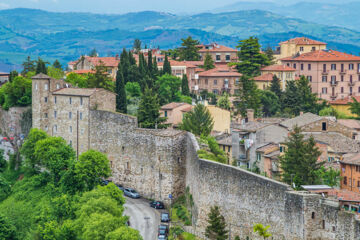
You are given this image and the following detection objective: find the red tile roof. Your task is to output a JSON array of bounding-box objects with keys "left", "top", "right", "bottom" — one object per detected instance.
[
  {"left": 86, "top": 56, "right": 119, "bottom": 67},
  {"left": 198, "top": 66, "right": 241, "bottom": 77},
  {"left": 253, "top": 73, "right": 273, "bottom": 81},
  {"left": 281, "top": 50, "right": 360, "bottom": 62},
  {"left": 161, "top": 102, "right": 190, "bottom": 110},
  {"left": 338, "top": 119, "right": 360, "bottom": 130},
  {"left": 71, "top": 69, "right": 95, "bottom": 74},
  {"left": 329, "top": 96, "right": 360, "bottom": 105},
  {"left": 158, "top": 60, "right": 197, "bottom": 68},
  {"left": 280, "top": 37, "right": 327, "bottom": 46},
  {"left": 261, "top": 65, "right": 295, "bottom": 72},
  {"left": 198, "top": 43, "right": 237, "bottom": 53},
  {"left": 310, "top": 189, "right": 360, "bottom": 202},
  {"left": 180, "top": 105, "right": 193, "bottom": 112}
]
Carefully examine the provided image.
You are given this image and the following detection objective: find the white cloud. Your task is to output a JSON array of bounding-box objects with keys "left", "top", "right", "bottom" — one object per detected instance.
[{"left": 0, "top": 2, "right": 10, "bottom": 9}]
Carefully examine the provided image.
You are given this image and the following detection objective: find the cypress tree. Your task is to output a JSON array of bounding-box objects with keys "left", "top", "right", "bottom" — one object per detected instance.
[
  {"left": 147, "top": 51, "right": 153, "bottom": 76},
  {"left": 128, "top": 51, "right": 136, "bottom": 66},
  {"left": 115, "top": 64, "right": 127, "bottom": 113},
  {"left": 270, "top": 75, "right": 282, "bottom": 99},
  {"left": 120, "top": 49, "right": 130, "bottom": 84},
  {"left": 35, "top": 58, "right": 47, "bottom": 74},
  {"left": 152, "top": 56, "right": 159, "bottom": 77},
  {"left": 203, "top": 52, "right": 215, "bottom": 70},
  {"left": 163, "top": 54, "right": 172, "bottom": 75},
  {"left": 205, "top": 206, "right": 229, "bottom": 240},
  {"left": 181, "top": 74, "right": 190, "bottom": 96}
]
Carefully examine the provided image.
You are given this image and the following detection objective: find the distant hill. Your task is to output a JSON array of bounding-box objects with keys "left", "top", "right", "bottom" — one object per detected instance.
[{"left": 1, "top": 8, "right": 360, "bottom": 71}]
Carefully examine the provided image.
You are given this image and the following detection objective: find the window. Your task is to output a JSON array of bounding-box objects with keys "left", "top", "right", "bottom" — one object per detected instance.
[
  {"left": 358, "top": 181, "right": 360, "bottom": 187},
  {"left": 69, "top": 126, "right": 72, "bottom": 133},
  {"left": 307, "top": 76, "right": 312, "bottom": 82},
  {"left": 331, "top": 64, "right": 336, "bottom": 70},
  {"left": 311, "top": 212, "right": 315, "bottom": 219},
  {"left": 223, "top": 145, "right": 226, "bottom": 151},
  {"left": 216, "top": 55, "right": 220, "bottom": 61},
  {"left": 256, "top": 153, "right": 261, "bottom": 161},
  {"left": 350, "top": 87, "right": 353, "bottom": 94},
  {"left": 349, "top": 63, "right": 354, "bottom": 70},
  {"left": 44, "top": 113, "right": 48, "bottom": 118},
  {"left": 54, "top": 111, "right": 57, "bottom": 118},
  {"left": 54, "top": 96, "right": 57, "bottom": 104},
  {"left": 287, "top": 63, "right": 290, "bottom": 67},
  {"left": 322, "top": 122, "right": 327, "bottom": 131},
  {"left": 80, "top": 112, "right": 83, "bottom": 120},
  {"left": 213, "top": 89, "right": 218, "bottom": 95},
  {"left": 35, "top": 83, "right": 38, "bottom": 90},
  {"left": 56, "top": 83, "right": 60, "bottom": 89},
  {"left": 341, "top": 75, "right": 344, "bottom": 82},
  {"left": 322, "top": 76, "right": 327, "bottom": 82},
  {"left": 301, "top": 64, "right": 304, "bottom": 70},
  {"left": 344, "top": 176, "right": 347, "bottom": 185},
  {"left": 308, "top": 64, "right": 311, "bottom": 70},
  {"left": 44, "top": 83, "right": 48, "bottom": 90},
  {"left": 69, "top": 97, "right": 72, "bottom": 104},
  {"left": 280, "top": 146, "right": 284, "bottom": 153},
  {"left": 214, "top": 80, "right": 217, "bottom": 85},
  {"left": 312, "top": 46, "right": 316, "bottom": 51},
  {"left": 80, "top": 97, "right": 83, "bottom": 105},
  {"left": 323, "top": 64, "right": 326, "bottom": 71},
  {"left": 69, "top": 112, "right": 72, "bottom": 119},
  {"left": 164, "top": 111, "right": 167, "bottom": 117},
  {"left": 44, "top": 97, "right": 48, "bottom": 103},
  {"left": 235, "top": 79, "right": 239, "bottom": 85},
  {"left": 228, "top": 146, "right": 231, "bottom": 153},
  {"left": 226, "top": 54, "right": 230, "bottom": 61},
  {"left": 300, "top": 46, "right": 304, "bottom": 51},
  {"left": 321, "top": 88, "right": 327, "bottom": 94},
  {"left": 341, "top": 87, "right": 344, "bottom": 93},
  {"left": 350, "top": 75, "right": 353, "bottom": 82},
  {"left": 322, "top": 220, "right": 325, "bottom": 229},
  {"left": 293, "top": 63, "right": 296, "bottom": 69},
  {"left": 358, "top": 86, "right": 360, "bottom": 93},
  {"left": 205, "top": 79, "right": 208, "bottom": 85}
]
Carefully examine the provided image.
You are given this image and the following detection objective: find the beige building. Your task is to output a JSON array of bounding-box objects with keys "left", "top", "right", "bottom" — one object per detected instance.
[
  {"left": 32, "top": 73, "right": 115, "bottom": 157},
  {"left": 159, "top": 102, "right": 192, "bottom": 127},
  {"left": 281, "top": 50, "right": 360, "bottom": 101},
  {"left": 274, "top": 37, "right": 327, "bottom": 63},
  {"left": 197, "top": 43, "right": 238, "bottom": 64},
  {"left": 206, "top": 105, "right": 231, "bottom": 133},
  {"left": 254, "top": 65, "right": 296, "bottom": 90}
]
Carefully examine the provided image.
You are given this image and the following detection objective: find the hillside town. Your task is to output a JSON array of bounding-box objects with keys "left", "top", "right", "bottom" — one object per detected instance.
[{"left": 2, "top": 35, "right": 360, "bottom": 240}]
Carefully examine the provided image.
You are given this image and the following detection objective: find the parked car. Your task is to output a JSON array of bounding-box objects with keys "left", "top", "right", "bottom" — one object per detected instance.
[
  {"left": 116, "top": 184, "right": 124, "bottom": 192},
  {"left": 150, "top": 201, "right": 165, "bottom": 209},
  {"left": 123, "top": 188, "right": 140, "bottom": 198},
  {"left": 160, "top": 212, "right": 170, "bottom": 222},
  {"left": 101, "top": 179, "right": 111, "bottom": 186},
  {"left": 158, "top": 235, "right": 167, "bottom": 240},
  {"left": 158, "top": 224, "right": 168, "bottom": 236}
]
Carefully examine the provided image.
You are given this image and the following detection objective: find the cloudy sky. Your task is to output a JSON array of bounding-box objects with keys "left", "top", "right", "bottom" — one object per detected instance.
[{"left": 0, "top": 0, "right": 352, "bottom": 14}]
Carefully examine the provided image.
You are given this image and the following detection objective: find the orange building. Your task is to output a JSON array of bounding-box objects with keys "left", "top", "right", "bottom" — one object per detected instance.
[{"left": 340, "top": 153, "right": 360, "bottom": 194}]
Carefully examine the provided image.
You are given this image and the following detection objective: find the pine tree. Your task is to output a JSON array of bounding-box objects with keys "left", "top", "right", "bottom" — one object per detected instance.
[
  {"left": 279, "top": 126, "right": 324, "bottom": 187},
  {"left": 296, "top": 75, "right": 319, "bottom": 114},
  {"left": 35, "top": 58, "right": 47, "bottom": 74},
  {"left": 179, "top": 36, "right": 200, "bottom": 61},
  {"left": 115, "top": 64, "right": 127, "bottom": 113},
  {"left": 120, "top": 49, "right": 130, "bottom": 84},
  {"left": 53, "top": 60, "right": 62, "bottom": 70},
  {"left": 236, "top": 75, "right": 262, "bottom": 117},
  {"left": 282, "top": 81, "right": 300, "bottom": 116},
  {"left": 138, "top": 88, "right": 167, "bottom": 129},
  {"left": 133, "top": 39, "right": 142, "bottom": 53},
  {"left": 264, "top": 45, "right": 275, "bottom": 65},
  {"left": 205, "top": 206, "right": 228, "bottom": 240},
  {"left": 203, "top": 52, "right": 215, "bottom": 70},
  {"left": 21, "top": 56, "right": 36, "bottom": 75},
  {"left": 163, "top": 54, "right": 172, "bottom": 75},
  {"left": 234, "top": 37, "right": 269, "bottom": 76},
  {"left": 270, "top": 75, "right": 282, "bottom": 99},
  {"left": 181, "top": 74, "right": 190, "bottom": 96},
  {"left": 179, "top": 104, "right": 214, "bottom": 136},
  {"left": 9, "top": 71, "right": 18, "bottom": 82},
  {"left": 89, "top": 48, "right": 98, "bottom": 57}
]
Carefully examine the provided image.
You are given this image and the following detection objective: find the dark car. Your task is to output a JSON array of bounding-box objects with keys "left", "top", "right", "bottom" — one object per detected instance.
[
  {"left": 160, "top": 212, "right": 170, "bottom": 222},
  {"left": 158, "top": 224, "right": 168, "bottom": 236},
  {"left": 116, "top": 184, "right": 124, "bottom": 192},
  {"left": 150, "top": 201, "right": 165, "bottom": 209},
  {"left": 124, "top": 188, "right": 140, "bottom": 198},
  {"left": 100, "top": 179, "right": 111, "bottom": 186}
]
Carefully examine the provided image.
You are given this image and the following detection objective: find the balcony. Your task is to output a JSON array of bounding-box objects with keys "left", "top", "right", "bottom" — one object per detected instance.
[
  {"left": 348, "top": 81, "right": 355, "bottom": 86},
  {"left": 330, "top": 94, "right": 338, "bottom": 100},
  {"left": 330, "top": 81, "right": 338, "bottom": 86},
  {"left": 340, "top": 69, "right": 347, "bottom": 75},
  {"left": 322, "top": 70, "right": 329, "bottom": 75}
]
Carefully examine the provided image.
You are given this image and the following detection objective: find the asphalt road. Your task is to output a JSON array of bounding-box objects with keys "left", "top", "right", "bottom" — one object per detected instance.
[{"left": 124, "top": 197, "right": 162, "bottom": 240}]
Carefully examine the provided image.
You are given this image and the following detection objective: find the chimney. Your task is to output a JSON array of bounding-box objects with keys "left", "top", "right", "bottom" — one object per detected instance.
[
  {"left": 300, "top": 111, "right": 304, "bottom": 116},
  {"left": 115, "top": 54, "right": 119, "bottom": 60},
  {"left": 246, "top": 109, "right": 254, "bottom": 122}
]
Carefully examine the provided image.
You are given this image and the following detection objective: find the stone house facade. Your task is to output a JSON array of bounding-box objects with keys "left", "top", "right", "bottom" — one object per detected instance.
[
  {"left": 254, "top": 64, "right": 296, "bottom": 90},
  {"left": 71, "top": 56, "right": 120, "bottom": 79},
  {"left": 197, "top": 43, "right": 237, "bottom": 64},
  {"left": 340, "top": 153, "right": 360, "bottom": 194},
  {"left": 159, "top": 102, "right": 192, "bottom": 127}
]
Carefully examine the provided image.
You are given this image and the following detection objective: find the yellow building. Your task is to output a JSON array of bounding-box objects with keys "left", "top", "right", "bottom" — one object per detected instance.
[
  {"left": 206, "top": 105, "right": 231, "bottom": 133},
  {"left": 330, "top": 96, "right": 359, "bottom": 117},
  {"left": 254, "top": 65, "right": 296, "bottom": 90},
  {"left": 274, "top": 37, "right": 327, "bottom": 64}
]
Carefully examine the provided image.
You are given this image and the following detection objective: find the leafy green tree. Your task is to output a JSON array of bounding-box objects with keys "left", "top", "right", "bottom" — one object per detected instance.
[
  {"left": 105, "top": 227, "right": 142, "bottom": 240},
  {"left": 47, "top": 66, "right": 64, "bottom": 79},
  {"left": 253, "top": 223, "right": 272, "bottom": 240},
  {"left": 217, "top": 93, "right": 230, "bottom": 110},
  {"left": 319, "top": 107, "right": 339, "bottom": 118},
  {"left": 75, "top": 150, "right": 111, "bottom": 191},
  {"left": 179, "top": 36, "right": 200, "bottom": 61},
  {"left": 180, "top": 104, "right": 214, "bottom": 136},
  {"left": 181, "top": 74, "right": 190, "bottom": 96},
  {"left": 203, "top": 52, "right": 215, "bottom": 70},
  {"left": 314, "top": 167, "right": 341, "bottom": 187},
  {"left": 162, "top": 54, "right": 172, "bottom": 75},
  {"left": 156, "top": 74, "right": 182, "bottom": 105},
  {"left": 233, "top": 37, "right": 269, "bottom": 76},
  {"left": 349, "top": 97, "right": 360, "bottom": 117},
  {"left": 236, "top": 75, "right": 262, "bottom": 117},
  {"left": 205, "top": 206, "right": 228, "bottom": 240},
  {"left": 65, "top": 72, "right": 89, "bottom": 88},
  {"left": 0, "top": 175, "right": 11, "bottom": 201},
  {"left": 35, "top": 58, "right": 47, "bottom": 74},
  {"left": 116, "top": 65, "right": 127, "bottom": 113},
  {"left": 280, "top": 127, "right": 324, "bottom": 186},
  {"left": 167, "top": 48, "right": 180, "bottom": 60},
  {"left": 138, "top": 88, "right": 168, "bottom": 129},
  {"left": 21, "top": 128, "right": 48, "bottom": 171},
  {"left": 259, "top": 90, "right": 280, "bottom": 117},
  {"left": 0, "top": 150, "right": 6, "bottom": 172},
  {"left": 21, "top": 56, "right": 36, "bottom": 75},
  {"left": 53, "top": 60, "right": 62, "bottom": 70},
  {"left": 89, "top": 48, "right": 98, "bottom": 57},
  {"left": 133, "top": 39, "right": 142, "bottom": 53},
  {"left": 88, "top": 62, "right": 114, "bottom": 92},
  {"left": 9, "top": 71, "right": 18, "bottom": 82},
  {"left": 269, "top": 75, "right": 282, "bottom": 99},
  {"left": 0, "top": 213, "right": 16, "bottom": 240},
  {"left": 0, "top": 76, "right": 32, "bottom": 110},
  {"left": 34, "top": 137, "right": 76, "bottom": 181},
  {"left": 125, "top": 82, "right": 141, "bottom": 97}
]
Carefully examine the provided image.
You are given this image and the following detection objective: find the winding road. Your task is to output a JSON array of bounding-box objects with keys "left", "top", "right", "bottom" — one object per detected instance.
[{"left": 124, "top": 197, "right": 162, "bottom": 240}]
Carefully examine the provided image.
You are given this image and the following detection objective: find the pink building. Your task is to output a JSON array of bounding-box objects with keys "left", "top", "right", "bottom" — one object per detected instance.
[
  {"left": 281, "top": 50, "right": 360, "bottom": 101},
  {"left": 159, "top": 102, "right": 192, "bottom": 127}
]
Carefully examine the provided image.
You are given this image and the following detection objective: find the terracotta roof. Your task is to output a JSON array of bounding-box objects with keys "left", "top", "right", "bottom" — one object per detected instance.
[
  {"left": 310, "top": 189, "right": 360, "bottom": 202},
  {"left": 329, "top": 96, "right": 360, "bottom": 105},
  {"left": 72, "top": 69, "right": 95, "bottom": 74},
  {"left": 180, "top": 105, "right": 193, "bottom": 112},
  {"left": 281, "top": 50, "right": 360, "bottom": 62},
  {"left": 198, "top": 66, "right": 241, "bottom": 77},
  {"left": 341, "top": 153, "right": 360, "bottom": 165},
  {"left": 0, "top": 72, "right": 9, "bottom": 75},
  {"left": 52, "top": 88, "right": 113, "bottom": 97},
  {"left": 280, "top": 113, "right": 323, "bottom": 129},
  {"left": 161, "top": 102, "right": 190, "bottom": 110},
  {"left": 280, "top": 37, "right": 327, "bottom": 46},
  {"left": 256, "top": 143, "right": 279, "bottom": 153},
  {"left": 68, "top": 61, "right": 78, "bottom": 65},
  {"left": 198, "top": 43, "right": 237, "bottom": 53},
  {"left": 158, "top": 60, "right": 197, "bottom": 68},
  {"left": 261, "top": 65, "right": 296, "bottom": 72},
  {"left": 217, "top": 136, "right": 232, "bottom": 146},
  {"left": 338, "top": 119, "right": 360, "bottom": 130},
  {"left": 254, "top": 73, "right": 273, "bottom": 81},
  {"left": 86, "top": 56, "right": 119, "bottom": 67}
]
